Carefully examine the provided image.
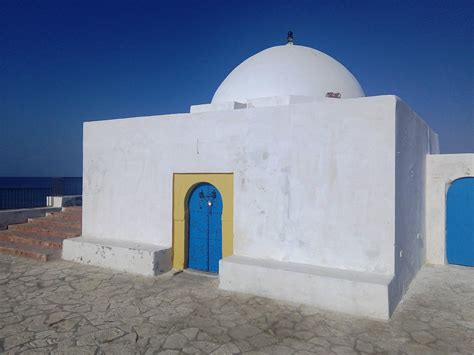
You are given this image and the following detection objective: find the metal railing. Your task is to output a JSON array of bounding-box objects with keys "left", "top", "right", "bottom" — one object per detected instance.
[
  {"left": 0, "top": 188, "right": 51, "bottom": 210},
  {"left": 51, "top": 177, "right": 82, "bottom": 196},
  {"left": 0, "top": 177, "right": 82, "bottom": 210}
]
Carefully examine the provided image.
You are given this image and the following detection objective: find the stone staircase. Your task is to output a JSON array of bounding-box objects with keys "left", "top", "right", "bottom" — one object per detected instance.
[{"left": 0, "top": 207, "right": 82, "bottom": 261}]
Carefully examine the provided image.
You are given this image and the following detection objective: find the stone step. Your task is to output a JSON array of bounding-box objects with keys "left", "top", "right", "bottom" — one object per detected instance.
[
  {"left": 54, "top": 212, "right": 81, "bottom": 220},
  {"left": 48, "top": 208, "right": 81, "bottom": 217},
  {"left": 43, "top": 213, "right": 82, "bottom": 222},
  {"left": 0, "top": 207, "right": 81, "bottom": 261},
  {"left": 0, "top": 240, "right": 61, "bottom": 261},
  {"left": 8, "top": 223, "right": 81, "bottom": 239},
  {"left": 61, "top": 207, "right": 82, "bottom": 214},
  {"left": 0, "top": 231, "right": 63, "bottom": 249},
  {"left": 28, "top": 217, "right": 81, "bottom": 229}
]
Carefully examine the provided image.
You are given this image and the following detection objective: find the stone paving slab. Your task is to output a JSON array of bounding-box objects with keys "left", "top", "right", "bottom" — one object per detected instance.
[{"left": 0, "top": 253, "right": 473, "bottom": 354}]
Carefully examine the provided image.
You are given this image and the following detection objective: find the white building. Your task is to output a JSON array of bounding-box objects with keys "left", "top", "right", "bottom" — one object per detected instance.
[{"left": 63, "top": 38, "right": 474, "bottom": 320}]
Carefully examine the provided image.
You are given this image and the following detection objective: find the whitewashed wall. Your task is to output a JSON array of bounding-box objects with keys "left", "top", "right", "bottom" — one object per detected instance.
[
  {"left": 388, "top": 99, "right": 439, "bottom": 313},
  {"left": 83, "top": 96, "right": 399, "bottom": 275},
  {"left": 426, "top": 154, "right": 474, "bottom": 265}
]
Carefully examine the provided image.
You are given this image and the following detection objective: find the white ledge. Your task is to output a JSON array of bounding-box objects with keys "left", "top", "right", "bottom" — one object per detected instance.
[
  {"left": 62, "top": 236, "right": 171, "bottom": 276},
  {"left": 190, "top": 101, "right": 246, "bottom": 113},
  {"left": 219, "top": 255, "right": 394, "bottom": 319}
]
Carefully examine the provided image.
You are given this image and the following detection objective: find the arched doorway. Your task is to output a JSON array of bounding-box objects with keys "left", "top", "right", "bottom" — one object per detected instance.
[
  {"left": 187, "top": 183, "right": 223, "bottom": 273},
  {"left": 446, "top": 177, "right": 474, "bottom": 266}
]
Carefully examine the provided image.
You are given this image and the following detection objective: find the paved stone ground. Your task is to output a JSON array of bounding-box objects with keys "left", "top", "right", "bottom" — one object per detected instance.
[{"left": 0, "top": 254, "right": 473, "bottom": 354}]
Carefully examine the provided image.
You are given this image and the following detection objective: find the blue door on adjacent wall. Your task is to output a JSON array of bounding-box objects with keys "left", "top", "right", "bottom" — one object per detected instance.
[
  {"left": 446, "top": 177, "right": 474, "bottom": 267},
  {"left": 188, "top": 183, "right": 223, "bottom": 273}
]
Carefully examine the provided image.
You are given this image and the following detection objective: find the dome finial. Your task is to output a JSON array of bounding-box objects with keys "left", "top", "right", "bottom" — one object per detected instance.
[{"left": 287, "top": 31, "right": 294, "bottom": 45}]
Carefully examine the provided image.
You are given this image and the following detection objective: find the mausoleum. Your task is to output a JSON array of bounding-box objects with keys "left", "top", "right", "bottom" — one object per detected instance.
[{"left": 63, "top": 35, "right": 473, "bottom": 319}]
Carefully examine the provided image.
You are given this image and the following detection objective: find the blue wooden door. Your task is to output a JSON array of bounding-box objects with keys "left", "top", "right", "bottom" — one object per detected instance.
[
  {"left": 447, "top": 177, "right": 474, "bottom": 266},
  {"left": 188, "top": 183, "right": 223, "bottom": 273}
]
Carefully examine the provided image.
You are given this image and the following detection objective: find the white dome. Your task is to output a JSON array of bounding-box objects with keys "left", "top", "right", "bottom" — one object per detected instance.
[{"left": 212, "top": 44, "right": 364, "bottom": 103}]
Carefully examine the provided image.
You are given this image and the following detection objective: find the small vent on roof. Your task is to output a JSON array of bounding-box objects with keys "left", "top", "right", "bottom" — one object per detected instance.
[{"left": 326, "top": 92, "right": 341, "bottom": 99}]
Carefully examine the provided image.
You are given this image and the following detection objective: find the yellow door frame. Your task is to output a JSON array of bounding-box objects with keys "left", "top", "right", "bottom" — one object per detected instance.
[{"left": 172, "top": 173, "right": 234, "bottom": 270}]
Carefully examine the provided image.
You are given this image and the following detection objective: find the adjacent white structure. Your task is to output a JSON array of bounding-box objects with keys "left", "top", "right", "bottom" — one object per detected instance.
[
  {"left": 426, "top": 154, "right": 474, "bottom": 265},
  {"left": 63, "top": 39, "right": 473, "bottom": 320}
]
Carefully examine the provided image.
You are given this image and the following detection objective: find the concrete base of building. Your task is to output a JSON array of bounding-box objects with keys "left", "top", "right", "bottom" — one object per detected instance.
[
  {"left": 62, "top": 236, "right": 171, "bottom": 276},
  {"left": 219, "top": 255, "right": 394, "bottom": 320}
]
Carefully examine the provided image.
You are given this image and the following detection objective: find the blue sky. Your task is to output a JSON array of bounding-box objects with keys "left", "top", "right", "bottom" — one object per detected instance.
[{"left": 0, "top": 0, "right": 472, "bottom": 176}]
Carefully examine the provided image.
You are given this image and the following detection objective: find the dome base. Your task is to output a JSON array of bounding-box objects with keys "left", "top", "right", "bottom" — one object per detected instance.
[{"left": 190, "top": 94, "right": 350, "bottom": 113}]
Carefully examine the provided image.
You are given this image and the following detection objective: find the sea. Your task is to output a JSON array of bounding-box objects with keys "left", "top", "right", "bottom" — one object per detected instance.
[{"left": 0, "top": 177, "right": 55, "bottom": 189}]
